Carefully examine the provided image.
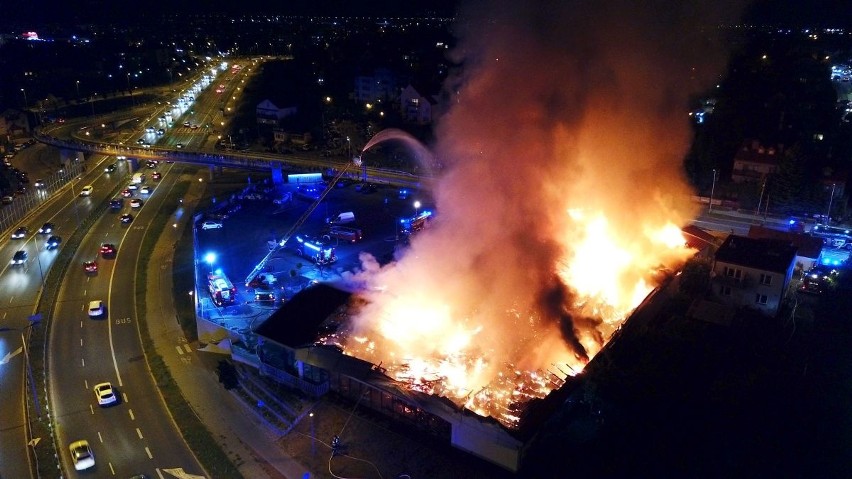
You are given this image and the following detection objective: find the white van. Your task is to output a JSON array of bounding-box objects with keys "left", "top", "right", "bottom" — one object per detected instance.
[
  {"left": 131, "top": 173, "right": 145, "bottom": 184},
  {"left": 326, "top": 211, "right": 355, "bottom": 225}
]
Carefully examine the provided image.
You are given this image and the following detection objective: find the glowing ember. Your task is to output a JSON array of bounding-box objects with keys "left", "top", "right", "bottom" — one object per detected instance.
[{"left": 323, "top": 0, "right": 728, "bottom": 428}]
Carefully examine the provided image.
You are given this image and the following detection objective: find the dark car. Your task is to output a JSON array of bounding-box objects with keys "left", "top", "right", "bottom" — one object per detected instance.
[
  {"left": 38, "top": 222, "right": 55, "bottom": 234},
  {"left": 11, "top": 250, "right": 28, "bottom": 265},
  {"left": 11, "top": 226, "right": 28, "bottom": 239},
  {"left": 109, "top": 198, "right": 123, "bottom": 209},
  {"left": 104, "top": 163, "right": 117, "bottom": 173},
  {"left": 357, "top": 183, "right": 378, "bottom": 194},
  {"left": 322, "top": 226, "right": 363, "bottom": 243},
  {"left": 46, "top": 235, "right": 62, "bottom": 249},
  {"left": 120, "top": 214, "right": 134, "bottom": 224},
  {"left": 254, "top": 290, "right": 275, "bottom": 302}
]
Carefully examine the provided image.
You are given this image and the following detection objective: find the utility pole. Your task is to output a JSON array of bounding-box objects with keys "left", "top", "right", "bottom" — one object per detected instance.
[
  {"left": 709, "top": 169, "right": 717, "bottom": 213},
  {"left": 825, "top": 183, "right": 837, "bottom": 224}
]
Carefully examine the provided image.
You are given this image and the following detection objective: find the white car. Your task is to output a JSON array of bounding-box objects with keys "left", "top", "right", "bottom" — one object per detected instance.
[
  {"left": 93, "top": 382, "right": 118, "bottom": 406},
  {"left": 140, "top": 186, "right": 151, "bottom": 194},
  {"left": 80, "top": 185, "right": 94, "bottom": 196},
  {"left": 69, "top": 440, "right": 95, "bottom": 471},
  {"left": 201, "top": 220, "right": 223, "bottom": 230},
  {"left": 88, "top": 300, "right": 105, "bottom": 318}
]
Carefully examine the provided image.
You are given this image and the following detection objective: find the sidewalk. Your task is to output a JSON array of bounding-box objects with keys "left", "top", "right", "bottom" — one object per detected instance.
[{"left": 145, "top": 171, "right": 314, "bottom": 479}]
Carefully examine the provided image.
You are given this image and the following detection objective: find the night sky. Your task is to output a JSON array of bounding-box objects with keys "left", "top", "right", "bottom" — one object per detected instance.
[
  {"left": 3, "top": 0, "right": 460, "bottom": 25},
  {"left": 1, "top": 0, "right": 850, "bottom": 26}
]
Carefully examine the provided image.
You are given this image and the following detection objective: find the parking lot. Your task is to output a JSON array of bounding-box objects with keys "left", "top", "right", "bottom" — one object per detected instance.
[{"left": 193, "top": 172, "right": 434, "bottom": 329}]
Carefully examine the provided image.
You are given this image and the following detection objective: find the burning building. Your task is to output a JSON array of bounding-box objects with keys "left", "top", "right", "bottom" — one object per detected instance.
[{"left": 252, "top": 0, "right": 745, "bottom": 472}]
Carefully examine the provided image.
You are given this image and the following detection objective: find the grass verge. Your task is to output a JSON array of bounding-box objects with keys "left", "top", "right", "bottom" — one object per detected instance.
[{"left": 133, "top": 176, "right": 243, "bottom": 478}]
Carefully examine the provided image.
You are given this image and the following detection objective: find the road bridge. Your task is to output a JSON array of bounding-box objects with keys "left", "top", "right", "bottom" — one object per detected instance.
[{"left": 34, "top": 130, "right": 431, "bottom": 190}]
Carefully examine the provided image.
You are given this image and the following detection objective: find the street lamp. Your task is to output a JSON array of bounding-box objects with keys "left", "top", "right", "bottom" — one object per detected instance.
[
  {"left": 825, "top": 183, "right": 837, "bottom": 224},
  {"left": 346, "top": 136, "right": 351, "bottom": 160},
  {"left": 75, "top": 80, "right": 80, "bottom": 99},
  {"left": 708, "top": 169, "right": 717, "bottom": 213},
  {"left": 414, "top": 201, "right": 421, "bottom": 217},
  {"left": 20, "top": 88, "right": 28, "bottom": 109}
]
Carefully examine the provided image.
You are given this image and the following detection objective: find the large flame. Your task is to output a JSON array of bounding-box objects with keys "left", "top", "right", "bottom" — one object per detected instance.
[{"left": 325, "top": 0, "right": 737, "bottom": 428}]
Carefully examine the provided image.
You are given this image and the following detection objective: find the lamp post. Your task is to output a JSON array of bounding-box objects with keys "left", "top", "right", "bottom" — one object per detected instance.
[
  {"left": 709, "top": 168, "right": 717, "bottom": 213},
  {"left": 414, "top": 200, "right": 421, "bottom": 217},
  {"left": 20, "top": 88, "right": 28, "bottom": 109},
  {"left": 346, "top": 136, "right": 351, "bottom": 160},
  {"left": 825, "top": 183, "right": 837, "bottom": 224},
  {"left": 75, "top": 80, "right": 80, "bottom": 99}
]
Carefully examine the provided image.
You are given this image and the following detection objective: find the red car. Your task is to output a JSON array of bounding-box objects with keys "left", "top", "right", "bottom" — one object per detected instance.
[
  {"left": 151, "top": 171, "right": 162, "bottom": 180},
  {"left": 100, "top": 243, "right": 116, "bottom": 257},
  {"left": 83, "top": 261, "right": 98, "bottom": 273},
  {"left": 121, "top": 189, "right": 133, "bottom": 198}
]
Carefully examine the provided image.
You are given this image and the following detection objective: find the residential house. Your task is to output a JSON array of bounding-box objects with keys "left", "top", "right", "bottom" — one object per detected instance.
[
  {"left": 0, "top": 109, "right": 31, "bottom": 144},
  {"left": 731, "top": 140, "right": 783, "bottom": 183},
  {"left": 400, "top": 84, "right": 436, "bottom": 124},
  {"left": 712, "top": 235, "right": 797, "bottom": 316},
  {"left": 256, "top": 99, "right": 297, "bottom": 126},
  {"left": 747, "top": 225, "right": 823, "bottom": 271},
  {"left": 354, "top": 68, "right": 401, "bottom": 104}
]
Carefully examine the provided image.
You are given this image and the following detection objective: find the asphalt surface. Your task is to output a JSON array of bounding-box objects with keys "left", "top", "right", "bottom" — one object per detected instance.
[
  {"left": 0, "top": 145, "right": 88, "bottom": 479},
  {"left": 49, "top": 160, "right": 207, "bottom": 478}
]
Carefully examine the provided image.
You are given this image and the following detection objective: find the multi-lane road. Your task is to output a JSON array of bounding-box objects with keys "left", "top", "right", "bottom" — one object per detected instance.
[
  {"left": 1, "top": 58, "right": 247, "bottom": 479},
  {"left": 48, "top": 159, "right": 206, "bottom": 478}
]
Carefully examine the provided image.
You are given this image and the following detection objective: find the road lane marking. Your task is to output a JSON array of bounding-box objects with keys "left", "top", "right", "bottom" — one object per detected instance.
[
  {"left": 183, "top": 344, "right": 192, "bottom": 353},
  {"left": 90, "top": 404, "right": 94, "bottom": 415},
  {"left": 84, "top": 379, "right": 89, "bottom": 389},
  {"left": 8, "top": 296, "right": 13, "bottom": 304},
  {"left": 109, "top": 462, "right": 115, "bottom": 475},
  {"left": 81, "top": 338, "right": 83, "bottom": 346},
  {"left": 136, "top": 428, "right": 143, "bottom": 439},
  {"left": 98, "top": 431, "right": 103, "bottom": 443},
  {"left": 123, "top": 392, "right": 129, "bottom": 403},
  {"left": 145, "top": 446, "right": 153, "bottom": 459},
  {"left": 81, "top": 358, "right": 85, "bottom": 367},
  {"left": 176, "top": 346, "right": 184, "bottom": 355},
  {"left": 80, "top": 320, "right": 83, "bottom": 328},
  {"left": 129, "top": 409, "right": 135, "bottom": 420},
  {"left": 156, "top": 468, "right": 165, "bottom": 479}
]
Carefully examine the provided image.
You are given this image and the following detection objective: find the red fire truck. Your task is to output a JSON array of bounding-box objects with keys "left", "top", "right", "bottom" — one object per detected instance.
[{"left": 208, "top": 270, "right": 237, "bottom": 306}]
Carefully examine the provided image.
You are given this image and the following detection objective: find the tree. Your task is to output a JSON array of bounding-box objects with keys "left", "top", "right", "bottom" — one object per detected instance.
[{"left": 679, "top": 257, "right": 713, "bottom": 296}]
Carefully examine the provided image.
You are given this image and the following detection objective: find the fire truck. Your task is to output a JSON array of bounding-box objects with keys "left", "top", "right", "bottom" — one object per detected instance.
[
  {"left": 400, "top": 210, "right": 433, "bottom": 236},
  {"left": 290, "top": 235, "right": 337, "bottom": 264},
  {"left": 208, "top": 270, "right": 237, "bottom": 306}
]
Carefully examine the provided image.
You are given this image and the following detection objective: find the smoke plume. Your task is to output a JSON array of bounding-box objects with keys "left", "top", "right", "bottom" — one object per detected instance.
[{"left": 340, "top": 0, "right": 747, "bottom": 414}]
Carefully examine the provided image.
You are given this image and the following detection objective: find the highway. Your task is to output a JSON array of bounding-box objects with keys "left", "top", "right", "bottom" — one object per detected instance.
[
  {"left": 48, "top": 161, "right": 205, "bottom": 478},
  {"left": 1, "top": 59, "right": 237, "bottom": 479},
  {"left": 0, "top": 155, "right": 98, "bottom": 479}
]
